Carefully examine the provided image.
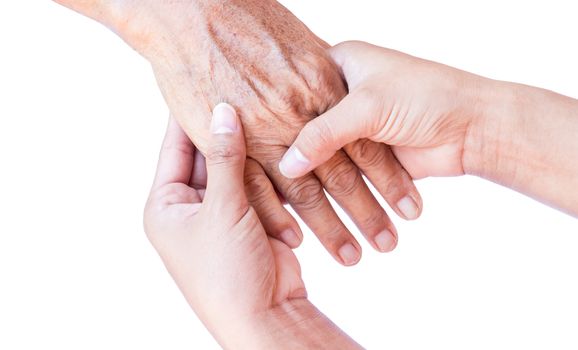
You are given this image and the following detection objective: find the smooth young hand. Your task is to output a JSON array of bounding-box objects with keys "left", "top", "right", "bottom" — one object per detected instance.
[
  {"left": 144, "top": 106, "right": 304, "bottom": 348},
  {"left": 281, "top": 41, "right": 578, "bottom": 217},
  {"left": 280, "top": 40, "right": 485, "bottom": 180},
  {"left": 144, "top": 105, "right": 361, "bottom": 349}
]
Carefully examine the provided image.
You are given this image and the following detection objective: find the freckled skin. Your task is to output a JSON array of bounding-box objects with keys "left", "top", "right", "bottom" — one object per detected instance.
[
  {"left": 164, "top": 1, "right": 345, "bottom": 154},
  {"left": 55, "top": 0, "right": 423, "bottom": 263},
  {"left": 113, "top": 0, "right": 343, "bottom": 162}
]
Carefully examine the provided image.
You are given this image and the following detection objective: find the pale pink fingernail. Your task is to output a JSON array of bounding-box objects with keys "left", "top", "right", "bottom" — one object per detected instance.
[
  {"left": 280, "top": 229, "right": 301, "bottom": 249},
  {"left": 338, "top": 243, "right": 360, "bottom": 266},
  {"left": 211, "top": 103, "right": 238, "bottom": 134},
  {"left": 279, "top": 146, "right": 310, "bottom": 178},
  {"left": 374, "top": 229, "right": 397, "bottom": 252},
  {"left": 397, "top": 196, "right": 419, "bottom": 220}
]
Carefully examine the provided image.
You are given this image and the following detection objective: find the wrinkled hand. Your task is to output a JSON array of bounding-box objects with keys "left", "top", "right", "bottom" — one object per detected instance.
[
  {"left": 133, "top": 1, "right": 425, "bottom": 264},
  {"left": 56, "top": 0, "right": 423, "bottom": 264},
  {"left": 144, "top": 106, "right": 306, "bottom": 348},
  {"left": 281, "top": 41, "right": 485, "bottom": 181}
]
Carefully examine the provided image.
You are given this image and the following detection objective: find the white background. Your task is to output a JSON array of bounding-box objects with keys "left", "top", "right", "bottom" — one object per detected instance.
[{"left": 1, "top": 1, "right": 577, "bottom": 349}]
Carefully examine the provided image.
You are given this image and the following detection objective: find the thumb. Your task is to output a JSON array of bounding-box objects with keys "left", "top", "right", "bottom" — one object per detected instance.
[
  {"left": 203, "top": 103, "right": 248, "bottom": 207},
  {"left": 279, "top": 95, "right": 375, "bottom": 179}
]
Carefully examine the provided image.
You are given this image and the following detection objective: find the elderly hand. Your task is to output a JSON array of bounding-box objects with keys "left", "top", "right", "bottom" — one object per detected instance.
[
  {"left": 144, "top": 105, "right": 361, "bottom": 349},
  {"left": 54, "top": 0, "right": 423, "bottom": 264}
]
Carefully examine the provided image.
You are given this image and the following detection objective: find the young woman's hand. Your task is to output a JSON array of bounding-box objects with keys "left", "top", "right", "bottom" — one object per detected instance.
[
  {"left": 144, "top": 105, "right": 361, "bottom": 349},
  {"left": 281, "top": 40, "right": 578, "bottom": 217},
  {"left": 280, "top": 41, "right": 486, "bottom": 181}
]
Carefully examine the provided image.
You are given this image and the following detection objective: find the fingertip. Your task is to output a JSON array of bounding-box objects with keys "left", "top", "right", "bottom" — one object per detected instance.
[
  {"left": 374, "top": 229, "right": 398, "bottom": 253},
  {"left": 396, "top": 195, "right": 421, "bottom": 221},
  {"left": 279, "top": 146, "right": 311, "bottom": 179},
  {"left": 338, "top": 242, "right": 362, "bottom": 266},
  {"left": 280, "top": 228, "right": 303, "bottom": 249}
]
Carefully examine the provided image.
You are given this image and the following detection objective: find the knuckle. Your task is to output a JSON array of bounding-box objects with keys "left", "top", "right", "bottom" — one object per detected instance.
[
  {"left": 161, "top": 142, "right": 195, "bottom": 159},
  {"left": 244, "top": 169, "right": 273, "bottom": 204},
  {"left": 348, "top": 140, "right": 388, "bottom": 169},
  {"left": 321, "top": 157, "right": 363, "bottom": 197},
  {"left": 379, "top": 167, "right": 407, "bottom": 198},
  {"left": 318, "top": 224, "right": 350, "bottom": 249},
  {"left": 251, "top": 203, "right": 287, "bottom": 230},
  {"left": 248, "top": 143, "right": 286, "bottom": 164},
  {"left": 357, "top": 209, "right": 387, "bottom": 236},
  {"left": 275, "top": 88, "right": 306, "bottom": 116},
  {"left": 206, "top": 143, "right": 243, "bottom": 167},
  {"left": 284, "top": 178, "right": 326, "bottom": 211}
]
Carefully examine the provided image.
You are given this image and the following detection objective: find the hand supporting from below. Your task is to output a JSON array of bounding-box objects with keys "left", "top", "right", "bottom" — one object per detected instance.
[{"left": 144, "top": 105, "right": 362, "bottom": 349}]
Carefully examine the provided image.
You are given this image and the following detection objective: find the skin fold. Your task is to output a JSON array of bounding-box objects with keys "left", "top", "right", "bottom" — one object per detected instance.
[{"left": 54, "top": 0, "right": 424, "bottom": 265}]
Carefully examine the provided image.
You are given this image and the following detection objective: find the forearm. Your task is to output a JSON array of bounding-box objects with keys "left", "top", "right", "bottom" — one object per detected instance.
[
  {"left": 465, "top": 79, "right": 578, "bottom": 216},
  {"left": 52, "top": 0, "right": 122, "bottom": 27},
  {"left": 219, "top": 299, "right": 362, "bottom": 350},
  {"left": 52, "top": 0, "right": 308, "bottom": 54}
]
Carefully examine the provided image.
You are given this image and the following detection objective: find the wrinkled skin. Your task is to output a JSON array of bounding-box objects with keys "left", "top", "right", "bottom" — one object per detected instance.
[{"left": 57, "top": 0, "right": 423, "bottom": 264}]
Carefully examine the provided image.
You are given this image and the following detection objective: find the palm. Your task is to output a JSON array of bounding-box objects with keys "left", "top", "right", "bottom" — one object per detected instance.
[
  {"left": 148, "top": 119, "right": 306, "bottom": 313},
  {"left": 212, "top": 208, "right": 306, "bottom": 310},
  {"left": 149, "top": 168, "right": 306, "bottom": 323}
]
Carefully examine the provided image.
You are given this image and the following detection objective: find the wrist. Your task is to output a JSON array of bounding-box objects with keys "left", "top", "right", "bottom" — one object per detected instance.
[
  {"left": 103, "top": 1, "right": 207, "bottom": 55},
  {"left": 214, "top": 299, "right": 361, "bottom": 349},
  {"left": 108, "top": 0, "right": 260, "bottom": 56},
  {"left": 462, "top": 78, "right": 521, "bottom": 185}
]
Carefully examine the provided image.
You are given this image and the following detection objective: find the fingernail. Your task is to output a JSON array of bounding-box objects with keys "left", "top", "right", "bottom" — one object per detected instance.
[
  {"left": 374, "top": 229, "right": 397, "bottom": 252},
  {"left": 397, "top": 196, "right": 419, "bottom": 220},
  {"left": 338, "top": 243, "right": 360, "bottom": 266},
  {"left": 211, "top": 103, "right": 238, "bottom": 134},
  {"left": 279, "top": 146, "right": 310, "bottom": 178},
  {"left": 280, "top": 229, "right": 301, "bottom": 249}
]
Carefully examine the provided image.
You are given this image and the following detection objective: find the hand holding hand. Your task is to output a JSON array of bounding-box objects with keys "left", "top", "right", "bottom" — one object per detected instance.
[
  {"left": 144, "top": 105, "right": 360, "bottom": 349},
  {"left": 281, "top": 41, "right": 485, "bottom": 180},
  {"left": 144, "top": 106, "right": 305, "bottom": 347},
  {"left": 116, "top": 1, "right": 422, "bottom": 264},
  {"left": 54, "top": 1, "right": 423, "bottom": 264}
]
